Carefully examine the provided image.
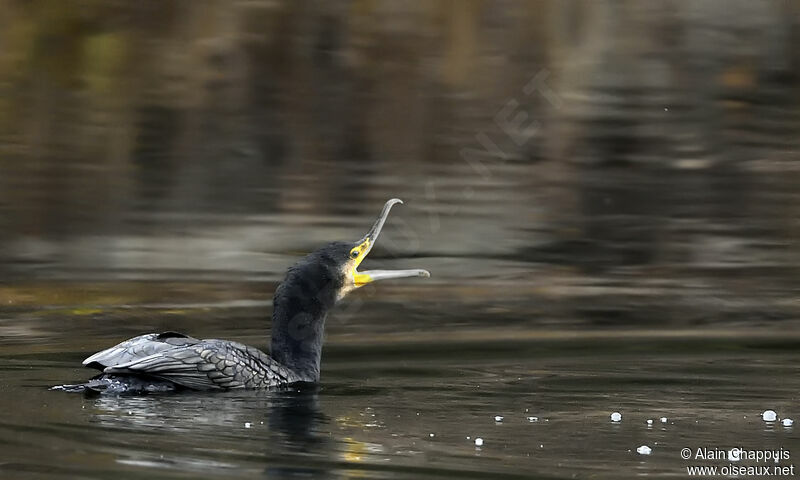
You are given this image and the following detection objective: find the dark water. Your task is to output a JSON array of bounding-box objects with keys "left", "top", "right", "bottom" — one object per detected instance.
[
  {"left": 2, "top": 297, "right": 800, "bottom": 479},
  {"left": 2, "top": 1, "right": 800, "bottom": 479}
]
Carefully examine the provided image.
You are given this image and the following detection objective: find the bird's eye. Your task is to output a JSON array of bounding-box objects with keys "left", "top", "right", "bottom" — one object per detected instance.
[{"left": 351, "top": 250, "right": 359, "bottom": 259}]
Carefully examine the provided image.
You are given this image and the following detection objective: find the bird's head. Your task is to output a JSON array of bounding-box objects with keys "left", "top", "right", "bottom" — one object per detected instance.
[
  {"left": 337, "top": 198, "right": 430, "bottom": 298},
  {"left": 284, "top": 198, "right": 429, "bottom": 303}
]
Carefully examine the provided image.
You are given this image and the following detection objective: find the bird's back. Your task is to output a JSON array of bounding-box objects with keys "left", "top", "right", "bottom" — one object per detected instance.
[{"left": 59, "top": 332, "right": 303, "bottom": 393}]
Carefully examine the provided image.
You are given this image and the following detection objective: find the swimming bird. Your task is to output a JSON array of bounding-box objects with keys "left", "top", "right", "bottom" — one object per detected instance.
[{"left": 57, "top": 199, "right": 429, "bottom": 393}]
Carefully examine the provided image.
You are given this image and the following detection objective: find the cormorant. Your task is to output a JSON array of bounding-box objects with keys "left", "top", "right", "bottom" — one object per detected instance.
[{"left": 55, "top": 199, "right": 429, "bottom": 393}]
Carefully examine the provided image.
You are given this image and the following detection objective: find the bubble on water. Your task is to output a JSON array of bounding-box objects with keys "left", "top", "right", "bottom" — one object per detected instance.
[
  {"left": 660, "top": 417, "right": 667, "bottom": 423},
  {"left": 636, "top": 445, "right": 652, "bottom": 455},
  {"left": 494, "top": 415, "right": 504, "bottom": 422},
  {"left": 244, "top": 422, "right": 252, "bottom": 428},
  {"left": 475, "top": 437, "right": 484, "bottom": 447},
  {"left": 782, "top": 418, "right": 794, "bottom": 427},
  {"left": 762, "top": 410, "right": 778, "bottom": 422},
  {"left": 610, "top": 412, "right": 622, "bottom": 422},
  {"left": 429, "top": 433, "right": 435, "bottom": 438},
  {"left": 527, "top": 416, "right": 538, "bottom": 422},
  {"left": 646, "top": 419, "right": 653, "bottom": 426}
]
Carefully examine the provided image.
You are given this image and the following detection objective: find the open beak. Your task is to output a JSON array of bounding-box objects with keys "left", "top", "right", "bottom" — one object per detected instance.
[{"left": 352, "top": 198, "right": 430, "bottom": 286}]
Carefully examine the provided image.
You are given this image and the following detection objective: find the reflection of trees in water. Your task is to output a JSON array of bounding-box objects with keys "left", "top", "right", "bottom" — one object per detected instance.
[
  {"left": 1, "top": 1, "right": 797, "bottom": 224},
  {"left": 1, "top": 1, "right": 799, "bottom": 317}
]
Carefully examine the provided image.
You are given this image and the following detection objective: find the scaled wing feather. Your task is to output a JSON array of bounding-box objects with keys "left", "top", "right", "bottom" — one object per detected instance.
[
  {"left": 102, "top": 339, "right": 301, "bottom": 389},
  {"left": 82, "top": 332, "right": 200, "bottom": 370}
]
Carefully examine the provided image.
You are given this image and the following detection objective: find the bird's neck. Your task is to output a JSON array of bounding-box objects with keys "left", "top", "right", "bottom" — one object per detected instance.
[{"left": 270, "top": 265, "right": 340, "bottom": 382}]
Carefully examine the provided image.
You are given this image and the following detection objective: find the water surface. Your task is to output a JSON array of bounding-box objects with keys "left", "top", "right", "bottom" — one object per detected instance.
[{"left": 2, "top": 295, "right": 799, "bottom": 479}]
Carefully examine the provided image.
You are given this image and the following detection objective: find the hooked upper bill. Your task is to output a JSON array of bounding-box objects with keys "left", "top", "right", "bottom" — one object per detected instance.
[{"left": 349, "top": 198, "right": 430, "bottom": 287}]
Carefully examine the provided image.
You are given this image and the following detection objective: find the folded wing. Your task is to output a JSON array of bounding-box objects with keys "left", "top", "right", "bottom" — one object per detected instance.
[
  {"left": 82, "top": 332, "right": 200, "bottom": 370},
  {"left": 97, "top": 338, "right": 301, "bottom": 390}
]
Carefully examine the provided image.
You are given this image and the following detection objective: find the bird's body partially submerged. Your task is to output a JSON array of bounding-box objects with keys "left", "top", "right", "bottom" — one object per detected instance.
[
  {"left": 54, "top": 199, "right": 429, "bottom": 394},
  {"left": 70, "top": 332, "right": 303, "bottom": 393}
]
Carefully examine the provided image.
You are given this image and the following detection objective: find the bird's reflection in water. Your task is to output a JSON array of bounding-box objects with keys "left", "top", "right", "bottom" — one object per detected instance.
[
  {"left": 89, "top": 386, "right": 337, "bottom": 479},
  {"left": 262, "top": 386, "right": 337, "bottom": 479}
]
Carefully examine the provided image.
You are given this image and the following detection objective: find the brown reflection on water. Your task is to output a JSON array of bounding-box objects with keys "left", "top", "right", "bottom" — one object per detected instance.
[{"left": 1, "top": 2, "right": 799, "bottom": 294}]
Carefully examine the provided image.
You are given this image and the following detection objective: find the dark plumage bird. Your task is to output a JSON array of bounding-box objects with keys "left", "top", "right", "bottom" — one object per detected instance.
[{"left": 55, "top": 199, "right": 429, "bottom": 394}]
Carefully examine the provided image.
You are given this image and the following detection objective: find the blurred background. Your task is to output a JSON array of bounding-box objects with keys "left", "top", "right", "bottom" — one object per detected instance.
[
  {"left": 3, "top": 2, "right": 800, "bottom": 479},
  {"left": 1, "top": 0, "right": 800, "bottom": 331}
]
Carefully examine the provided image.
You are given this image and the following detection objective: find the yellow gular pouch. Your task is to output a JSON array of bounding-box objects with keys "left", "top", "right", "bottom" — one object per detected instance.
[{"left": 349, "top": 239, "right": 372, "bottom": 286}]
